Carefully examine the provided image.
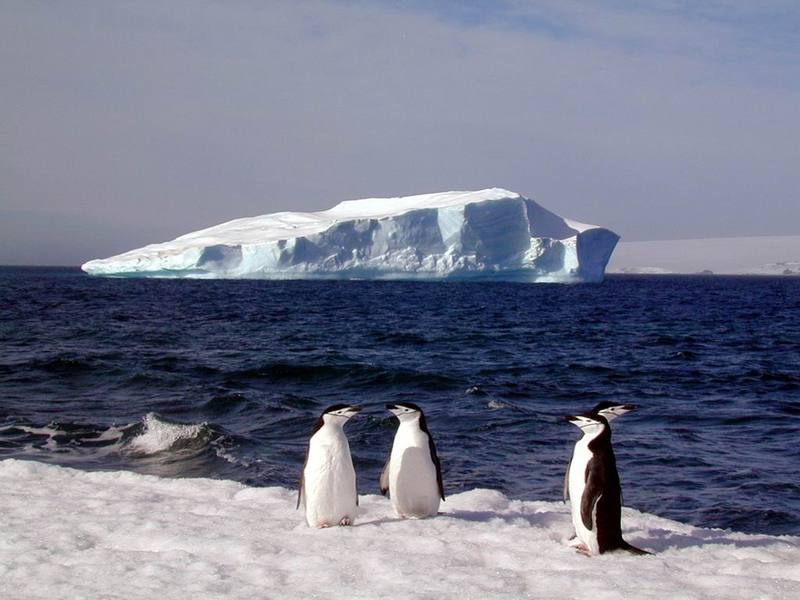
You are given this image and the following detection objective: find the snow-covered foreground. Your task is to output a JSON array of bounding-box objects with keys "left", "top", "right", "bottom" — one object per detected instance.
[{"left": 1, "top": 460, "right": 798, "bottom": 600}]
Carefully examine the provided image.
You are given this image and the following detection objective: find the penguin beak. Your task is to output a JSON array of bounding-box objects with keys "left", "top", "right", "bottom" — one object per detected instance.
[
  {"left": 607, "top": 404, "right": 636, "bottom": 418},
  {"left": 386, "top": 404, "right": 407, "bottom": 417},
  {"left": 342, "top": 406, "right": 361, "bottom": 418},
  {"left": 566, "top": 415, "right": 597, "bottom": 428}
]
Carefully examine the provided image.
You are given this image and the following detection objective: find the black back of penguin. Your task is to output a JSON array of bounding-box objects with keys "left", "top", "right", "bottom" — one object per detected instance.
[{"left": 583, "top": 422, "right": 648, "bottom": 555}]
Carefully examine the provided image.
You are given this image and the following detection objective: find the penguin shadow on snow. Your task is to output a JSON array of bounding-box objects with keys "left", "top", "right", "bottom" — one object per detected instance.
[
  {"left": 440, "top": 508, "right": 565, "bottom": 530},
  {"left": 349, "top": 515, "right": 407, "bottom": 528},
  {"left": 440, "top": 509, "right": 655, "bottom": 555},
  {"left": 641, "top": 527, "right": 789, "bottom": 553},
  {"left": 349, "top": 509, "right": 564, "bottom": 529}
]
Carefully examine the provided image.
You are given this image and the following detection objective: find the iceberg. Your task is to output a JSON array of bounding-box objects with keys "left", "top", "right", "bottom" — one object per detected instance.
[
  {"left": 2, "top": 460, "right": 798, "bottom": 599},
  {"left": 82, "top": 189, "right": 619, "bottom": 282}
]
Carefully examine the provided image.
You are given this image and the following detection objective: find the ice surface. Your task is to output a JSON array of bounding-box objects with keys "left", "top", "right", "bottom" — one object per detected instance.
[
  {"left": 609, "top": 235, "right": 800, "bottom": 275},
  {"left": 2, "top": 459, "right": 798, "bottom": 599},
  {"left": 82, "top": 189, "right": 619, "bottom": 282}
]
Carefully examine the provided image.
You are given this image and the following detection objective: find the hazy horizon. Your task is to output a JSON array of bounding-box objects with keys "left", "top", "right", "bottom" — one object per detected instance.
[{"left": 2, "top": 1, "right": 799, "bottom": 266}]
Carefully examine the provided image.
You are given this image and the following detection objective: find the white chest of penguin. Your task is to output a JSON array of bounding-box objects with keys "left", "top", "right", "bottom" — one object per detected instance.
[
  {"left": 388, "top": 422, "right": 440, "bottom": 518},
  {"left": 304, "top": 425, "right": 357, "bottom": 527}
]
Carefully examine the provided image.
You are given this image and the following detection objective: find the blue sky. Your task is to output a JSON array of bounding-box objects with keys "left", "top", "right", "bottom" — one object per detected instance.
[
  {"left": 1, "top": 0, "right": 798, "bottom": 264},
  {"left": 398, "top": 0, "right": 800, "bottom": 55}
]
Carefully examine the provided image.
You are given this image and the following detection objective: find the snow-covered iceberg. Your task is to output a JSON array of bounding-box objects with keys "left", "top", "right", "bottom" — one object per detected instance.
[
  {"left": 82, "top": 189, "right": 619, "bottom": 282},
  {"left": 2, "top": 460, "right": 798, "bottom": 599}
]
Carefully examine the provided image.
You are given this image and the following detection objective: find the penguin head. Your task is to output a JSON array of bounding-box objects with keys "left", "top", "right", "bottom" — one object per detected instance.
[
  {"left": 566, "top": 414, "right": 607, "bottom": 435},
  {"left": 386, "top": 402, "right": 423, "bottom": 423},
  {"left": 321, "top": 404, "right": 361, "bottom": 425},
  {"left": 591, "top": 401, "right": 636, "bottom": 422}
]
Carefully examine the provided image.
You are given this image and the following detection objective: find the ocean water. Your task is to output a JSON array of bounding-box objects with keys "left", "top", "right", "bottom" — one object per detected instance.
[{"left": 1, "top": 267, "right": 798, "bottom": 536}]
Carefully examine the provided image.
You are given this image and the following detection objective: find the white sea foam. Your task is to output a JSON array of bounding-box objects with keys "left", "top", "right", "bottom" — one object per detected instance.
[
  {"left": 15, "top": 424, "right": 63, "bottom": 437},
  {"left": 487, "top": 399, "right": 508, "bottom": 410},
  {"left": 6, "top": 423, "right": 127, "bottom": 459},
  {"left": 1, "top": 459, "right": 797, "bottom": 599},
  {"left": 126, "top": 413, "right": 208, "bottom": 455},
  {"left": 1, "top": 415, "right": 221, "bottom": 472},
  {"left": 95, "top": 424, "right": 127, "bottom": 443}
]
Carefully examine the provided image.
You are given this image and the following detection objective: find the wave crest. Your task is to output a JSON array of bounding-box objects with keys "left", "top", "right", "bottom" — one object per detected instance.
[{"left": 124, "top": 413, "right": 212, "bottom": 456}]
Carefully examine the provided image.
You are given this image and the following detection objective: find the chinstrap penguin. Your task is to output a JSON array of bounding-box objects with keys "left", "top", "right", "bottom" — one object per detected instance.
[
  {"left": 298, "top": 404, "right": 361, "bottom": 528},
  {"left": 565, "top": 411, "right": 648, "bottom": 556},
  {"left": 564, "top": 402, "right": 636, "bottom": 504},
  {"left": 381, "top": 402, "right": 444, "bottom": 518}
]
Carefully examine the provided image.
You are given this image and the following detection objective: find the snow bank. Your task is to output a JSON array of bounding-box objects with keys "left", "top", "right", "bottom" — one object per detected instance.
[
  {"left": 81, "top": 189, "right": 619, "bottom": 282},
  {"left": 2, "top": 460, "right": 798, "bottom": 599},
  {"left": 609, "top": 236, "right": 800, "bottom": 275}
]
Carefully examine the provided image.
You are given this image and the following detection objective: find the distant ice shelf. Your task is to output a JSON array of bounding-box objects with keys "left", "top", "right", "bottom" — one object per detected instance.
[
  {"left": 608, "top": 236, "right": 800, "bottom": 276},
  {"left": 82, "top": 189, "right": 619, "bottom": 282}
]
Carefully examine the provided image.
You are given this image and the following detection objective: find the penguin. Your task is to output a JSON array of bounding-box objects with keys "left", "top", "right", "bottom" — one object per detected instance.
[
  {"left": 565, "top": 412, "right": 648, "bottom": 555},
  {"left": 563, "top": 402, "right": 636, "bottom": 503},
  {"left": 297, "top": 404, "right": 361, "bottom": 528},
  {"left": 380, "top": 403, "right": 444, "bottom": 518}
]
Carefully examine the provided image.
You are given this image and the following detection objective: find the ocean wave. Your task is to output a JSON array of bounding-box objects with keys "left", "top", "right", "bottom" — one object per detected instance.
[
  {"left": 0, "top": 413, "right": 241, "bottom": 468},
  {"left": 123, "top": 413, "right": 212, "bottom": 456},
  {"left": 3, "top": 269, "right": 800, "bottom": 536},
  {"left": 203, "top": 392, "right": 253, "bottom": 414},
  {"left": 369, "top": 330, "right": 431, "bottom": 345},
  {"left": 32, "top": 356, "right": 96, "bottom": 374},
  {"left": 228, "top": 361, "right": 460, "bottom": 389}
]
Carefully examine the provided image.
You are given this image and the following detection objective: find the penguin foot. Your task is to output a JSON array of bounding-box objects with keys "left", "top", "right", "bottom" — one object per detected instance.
[
  {"left": 338, "top": 517, "right": 352, "bottom": 526},
  {"left": 575, "top": 544, "right": 592, "bottom": 557}
]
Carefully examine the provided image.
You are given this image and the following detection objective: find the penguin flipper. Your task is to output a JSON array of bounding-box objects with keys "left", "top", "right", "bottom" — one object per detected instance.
[
  {"left": 563, "top": 456, "right": 572, "bottom": 503},
  {"left": 427, "top": 433, "right": 445, "bottom": 501},
  {"left": 580, "top": 470, "right": 602, "bottom": 532},
  {"left": 298, "top": 443, "right": 310, "bottom": 510},
  {"left": 417, "top": 412, "right": 445, "bottom": 501},
  {"left": 297, "top": 473, "right": 304, "bottom": 510},
  {"left": 379, "top": 459, "right": 390, "bottom": 496}
]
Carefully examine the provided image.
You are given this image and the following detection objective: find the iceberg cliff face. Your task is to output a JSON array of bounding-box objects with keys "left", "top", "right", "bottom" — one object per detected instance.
[{"left": 82, "top": 189, "right": 619, "bottom": 282}]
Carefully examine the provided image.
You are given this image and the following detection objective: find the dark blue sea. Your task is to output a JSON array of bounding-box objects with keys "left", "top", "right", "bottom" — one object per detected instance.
[{"left": 1, "top": 267, "right": 798, "bottom": 536}]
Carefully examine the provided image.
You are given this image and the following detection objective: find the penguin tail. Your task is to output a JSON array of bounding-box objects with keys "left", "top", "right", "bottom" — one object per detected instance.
[{"left": 620, "top": 540, "right": 651, "bottom": 556}]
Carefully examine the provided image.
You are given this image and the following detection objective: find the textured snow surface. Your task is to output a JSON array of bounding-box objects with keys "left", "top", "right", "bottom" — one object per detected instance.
[
  {"left": 2, "top": 460, "right": 799, "bottom": 600},
  {"left": 82, "top": 189, "right": 619, "bottom": 282},
  {"left": 609, "top": 236, "right": 800, "bottom": 275}
]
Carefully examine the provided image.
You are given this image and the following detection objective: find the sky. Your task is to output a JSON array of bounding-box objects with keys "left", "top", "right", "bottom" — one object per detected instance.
[{"left": 1, "top": 0, "right": 799, "bottom": 265}]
